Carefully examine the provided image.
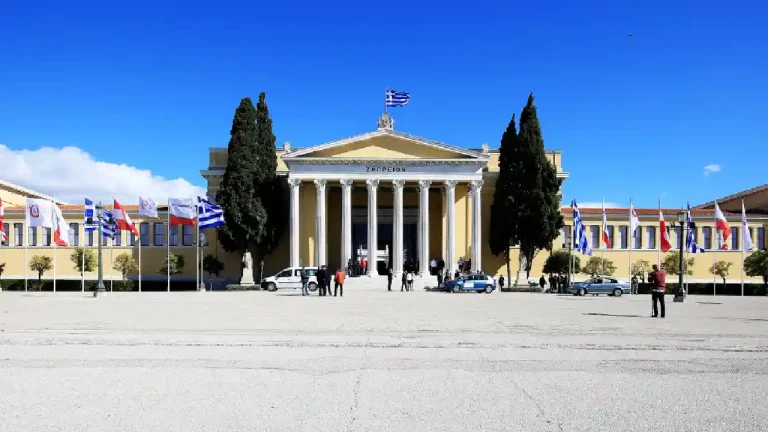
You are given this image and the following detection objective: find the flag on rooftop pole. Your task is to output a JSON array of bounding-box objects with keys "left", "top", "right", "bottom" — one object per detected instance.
[
  {"left": 385, "top": 89, "right": 410, "bottom": 108},
  {"left": 571, "top": 200, "right": 592, "bottom": 256}
]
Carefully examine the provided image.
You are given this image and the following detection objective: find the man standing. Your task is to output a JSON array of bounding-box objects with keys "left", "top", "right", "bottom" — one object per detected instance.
[
  {"left": 498, "top": 275, "right": 505, "bottom": 290},
  {"left": 300, "top": 266, "right": 309, "bottom": 296},
  {"left": 648, "top": 264, "right": 666, "bottom": 318},
  {"left": 387, "top": 267, "right": 393, "bottom": 291},
  {"left": 316, "top": 266, "right": 327, "bottom": 296},
  {"left": 334, "top": 267, "right": 345, "bottom": 297}
]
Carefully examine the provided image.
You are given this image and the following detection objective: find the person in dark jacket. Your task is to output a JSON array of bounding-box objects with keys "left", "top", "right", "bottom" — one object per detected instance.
[
  {"left": 648, "top": 265, "right": 666, "bottom": 318},
  {"left": 316, "top": 267, "right": 327, "bottom": 296},
  {"left": 539, "top": 275, "right": 546, "bottom": 290},
  {"left": 387, "top": 267, "right": 393, "bottom": 291},
  {"left": 300, "top": 266, "right": 309, "bottom": 296},
  {"left": 498, "top": 275, "right": 505, "bottom": 290},
  {"left": 401, "top": 271, "right": 408, "bottom": 291}
]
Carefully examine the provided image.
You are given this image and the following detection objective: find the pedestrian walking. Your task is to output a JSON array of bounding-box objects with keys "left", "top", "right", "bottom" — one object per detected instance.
[
  {"left": 300, "top": 266, "right": 309, "bottom": 296},
  {"left": 498, "top": 275, "right": 505, "bottom": 290},
  {"left": 334, "top": 268, "right": 345, "bottom": 297},
  {"left": 406, "top": 271, "right": 414, "bottom": 291},
  {"left": 648, "top": 265, "right": 666, "bottom": 318},
  {"left": 387, "top": 267, "right": 393, "bottom": 291},
  {"left": 539, "top": 275, "right": 546, "bottom": 291},
  {"left": 401, "top": 271, "right": 408, "bottom": 291},
  {"left": 317, "top": 266, "right": 327, "bottom": 296},
  {"left": 631, "top": 275, "right": 639, "bottom": 295}
]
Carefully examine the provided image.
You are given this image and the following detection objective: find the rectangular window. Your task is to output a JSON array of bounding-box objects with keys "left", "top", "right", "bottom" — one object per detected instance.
[
  {"left": 170, "top": 226, "right": 179, "bottom": 246},
  {"left": 646, "top": 226, "right": 656, "bottom": 249},
  {"left": 1, "top": 223, "right": 8, "bottom": 246},
  {"left": 140, "top": 223, "right": 150, "bottom": 246},
  {"left": 86, "top": 230, "right": 94, "bottom": 247},
  {"left": 703, "top": 227, "right": 712, "bottom": 249},
  {"left": 674, "top": 226, "right": 682, "bottom": 249},
  {"left": 114, "top": 230, "right": 122, "bottom": 246},
  {"left": 42, "top": 227, "right": 51, "bottom": 246},
  {"left": 154, "top": 223, "right": 164, "bottom": 246},
  {"left": 758, "top": 227, "right": 766, "bottom": 250},
  {"left": 69, "top": 223, "right": 79, "bottom": 246},
  {"left": 102, "top": 234, "right": 109, "bottom": 246},
  {"left": 28, "top": 227, "right": 37, "bottom": 246},
  {"left": 129, "top": 231, "right": 136, "bottom": 246},
  {"left": 731, "top": 227, "right": 739, "bottom": 250},
  {"left": 618, "top": 226, "right": 627, "bottom": 249},
  {"left": 606, "top": 225, "right": 615, "bottom": 248},
  {"left": 14, "top": 223, "right": 23, "bottom": 246},
  {"left": 633, "top": 226, "right": 642, "bottom": 249},
  {"left": 182, "top": 225, "right": 193, "bottom": 246},
  {"left": 590, "top": 226, "right": 599, "bottom": 249}
]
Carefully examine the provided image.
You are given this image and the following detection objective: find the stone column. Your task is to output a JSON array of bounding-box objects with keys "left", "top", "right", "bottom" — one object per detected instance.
[
  {"left": 288, "top": 178, "right": 301, "bottom": 268},
  {"left": 340, "top": 179, "right": 353, "bottom": 273},
  {"left": 470, "top": 180, "right": 484, "bottom": 273},
  {"left": 418, "top": 180, "right": 431, "bottom": 277},
  {"left": 444, "top": 180, "right": 458, "bottom": 274},
  {"left": 392, "top": 180, "right": 405, "bottom": 278},
  {"left": 314, "top": 179, "right": 327, "bottom": 266},
  {"left": 366, "top": 179, "right": 380, "bottom": 276}
]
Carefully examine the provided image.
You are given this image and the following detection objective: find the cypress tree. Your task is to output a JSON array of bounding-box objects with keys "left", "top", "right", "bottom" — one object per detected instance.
[
  {"left": 217, "top": 93, "right": 286, "bottom": 281},
  {"left": 489, "top": 114, "right": 519, "bottom": 284}
]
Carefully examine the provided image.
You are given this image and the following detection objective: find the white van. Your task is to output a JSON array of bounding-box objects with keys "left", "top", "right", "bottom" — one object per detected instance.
[{"left": 262, "top": 267, "right": 319, "bottom": 292}]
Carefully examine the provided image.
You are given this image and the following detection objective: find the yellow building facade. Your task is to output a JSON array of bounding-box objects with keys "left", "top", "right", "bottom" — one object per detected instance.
[{"left": 1, "top": 115, "right": 766, "bottom": 287}]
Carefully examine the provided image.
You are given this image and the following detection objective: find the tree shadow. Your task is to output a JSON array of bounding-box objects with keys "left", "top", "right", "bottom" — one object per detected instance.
[
  {"left": 695, "top": 302, "right": 723, "bottom": 305},
  {"left": 583, "top": 312, "right": 645, "bottom": 318}
]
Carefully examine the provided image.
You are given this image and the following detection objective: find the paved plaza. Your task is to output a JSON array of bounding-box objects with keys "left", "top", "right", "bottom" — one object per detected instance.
[{"left": 1, "top": 287, "right": 768, "bottom": 431}]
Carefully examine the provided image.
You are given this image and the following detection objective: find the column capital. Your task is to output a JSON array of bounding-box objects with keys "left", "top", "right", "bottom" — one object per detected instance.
[
  {"left": 470, "top": 179, "right": 484, "bottom": 194},
  {"left": 340, "top": 179, "right": 354, "bottom": 188},
  {"left": 444, "top": 180, "right": 459, "bottom": 190},
  {"left": 366, "top": 179, "right": 380, "bottom": 190},
  {"left": 288, "top": 178, "right": 301, "bottom": 189},
  {"left": 418, "top": 179, "right": 432, "bottom": 190},
  {"left": 392, "top": 179, "right": 406, "bottom": 190},
  {"left": 313, "top": 179, "right": 327, "bottom": 189}
]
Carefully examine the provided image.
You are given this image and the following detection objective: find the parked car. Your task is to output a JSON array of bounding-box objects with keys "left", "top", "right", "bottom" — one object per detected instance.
[
  {"left": 569, "top": 277, "right": 629, "bottom": 297},
  {"left": 261, "top": 267, "right": 319, "bottom": 292},
  {"left": 443, "top": 273, "right": 497, "bottom": 293}
]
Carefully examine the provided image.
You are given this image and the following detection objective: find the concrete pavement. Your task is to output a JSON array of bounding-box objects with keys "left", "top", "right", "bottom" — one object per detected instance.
[{"left": 1, "top": 289, "right": 767, "bottom": 431}]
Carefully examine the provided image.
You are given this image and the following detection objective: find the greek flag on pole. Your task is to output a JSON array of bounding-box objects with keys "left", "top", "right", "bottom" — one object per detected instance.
[
  {"left": 101, "top": 209, "right": 115, "bottom": 239},
  {"left": 84, "top": 198, "right": 99, "bottom": 232},
  {"left": 197, "top": 196, "right": 225, "bottom": 230},
  {"left": 685, "top": 203, "right": 705, "bottom": 253},
  {"left": 386, "top": 89, "right": 410, "bottom": 107},
  {"left": 572, "top": 200, "right": 593, "bottom": 256}
]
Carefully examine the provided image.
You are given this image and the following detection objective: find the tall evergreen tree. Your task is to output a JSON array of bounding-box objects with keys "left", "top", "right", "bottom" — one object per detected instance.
[
  {"left": 216, "top": 93, "right": 286, "bottom": 281},
  {"left": 489, "top": 94, "right": 564, "bottom": 283}
]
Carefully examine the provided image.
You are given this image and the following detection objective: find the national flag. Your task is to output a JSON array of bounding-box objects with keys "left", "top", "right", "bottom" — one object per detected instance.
[
  {"left": 742, "top": 200, "right": 754, "bottom": 251},
  {"left": 714, "top": 201, "right": 731, "bottom": 250},
  {"left": 197, "top": 196, "right": 225, "bottom": 230},
  {"left": 0, "top": 198, "right": 6, "bottom": 242},
  {"left": 572, "top": 200, "right": 593, "bottom": 256},
  {"left": 113, "top": 199, "right": 139, "bottom": 236},
  {"left": 629, "top": 199, "right": 640, "bottom": 236},
  {"left": 385, "top": 89, "right": 410, "bottom": 107},
  {"left": 169, "top": 198, "right": 196, "bottom": 226},
  {"left": 685, "top": 203, "right": 704, "bottom": 253},
  {"left": 53, "top": 204, "right": 70, "bottom": 246},
  {"left": 659, "top": 210, "right": 672, "bottom": 252},
  {"left": 601, "top": 198, "right": 612, "bottom": 248},
  {"left": 101, "top": 210, "right": 115, "bottom": 239},
  {"left": 25, "top": 198, "right": 55, "bottom": 228},
  {"left": 84, "top": 198, "right": 99, "bottom": 232},
  {"left": 139, "top": 196, "right": 158, "bottom": 219}
]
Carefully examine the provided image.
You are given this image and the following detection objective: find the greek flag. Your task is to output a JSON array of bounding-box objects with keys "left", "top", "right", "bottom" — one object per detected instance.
[
  {"left": 685, "top": 203, "right": 705, "bottom": 253},
  {"left": 572, "top": 200, "right": 593, "bottom": 256},
  {"left": 197, "top": 196, "right": 225, "bottom": 230},
  {"left": 386, "top": 89, "right": 410, "bottom": 107},
  {"left": 101, "top": 209, "right": 115, "bottom": 239},
  {"left": 84, "top": 198, "right": 99, "bottom": 232}
]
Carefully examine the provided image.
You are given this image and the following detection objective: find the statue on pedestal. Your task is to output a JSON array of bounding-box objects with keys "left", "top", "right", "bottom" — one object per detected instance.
[{"left": 240, "top": 251, "right": 255, "bottom": 286}]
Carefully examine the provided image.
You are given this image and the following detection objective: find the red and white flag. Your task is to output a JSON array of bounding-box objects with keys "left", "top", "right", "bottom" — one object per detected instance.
[
  {"left": 0, "top": 198, "right": 6, "bottom": 242},
  {"left": 601, "top": 199, "right": 612, "bottom": 248},
  {"left": 25, "top": 198, "right": 55, "bottom": 228},
  {"left": 114, "top": 199, "right": 139, "bottom": 236},
  {"left": 714, "top": 201, "right": 731, "bottom": 250},
  {"left": 52, "top": 204, "right": 70, "bottom": 246},
  {"left": 169, "top": 198, "right": 196, "bottom": 226},
  {"left": 742, "top": 200, "right": 753, "bottom": 251},
  {"left": 659, "top": 210, "right": 672, "bottom": 252}
]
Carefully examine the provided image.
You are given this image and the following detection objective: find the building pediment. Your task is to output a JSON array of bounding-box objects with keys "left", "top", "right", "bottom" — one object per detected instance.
[{"left": 282, "top": 128, "right": 488, "bottom": 162}]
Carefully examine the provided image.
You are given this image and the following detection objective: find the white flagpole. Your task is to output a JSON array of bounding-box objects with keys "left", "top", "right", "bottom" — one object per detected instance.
[
  {"left": 195, "top": 199, "right": 200, "bottom": 291},
  {"left": 167, "top": 198, "right": 171, "bottom": 292},
  {"left": 741, "top": 199, "right": 745, "bottom": 296},
  {"left": 52, "top": 196, "right": 57, "bottom": 293},
  {"left": 713, "top": 200, "right": 717, "bottom": 296},
  {"left": 628, "top": 198, "right": 632, "bottom": 290},
  {"left": 657, "top": 197, "right": 661, "bottom": 268},
  {"left": 81, "top": 229, "right": 85, "bottom": 292},
  {"left": 110, "top": 198, "right": 114, "bottom": 292},
  {"left": 24, "top": 207, "right": 28, "bottom": 291},
  {"left": 139, "top": 227, "right": 142, "bottom": 293}
]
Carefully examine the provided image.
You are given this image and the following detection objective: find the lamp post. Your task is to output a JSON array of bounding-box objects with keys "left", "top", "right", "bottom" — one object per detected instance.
[
  {"left": 674, "top": 209, "right": 687, "bottom": 302},
  {"left": 198, "top": 232, "right": 206, "bottom": 292},
  {"left": 93, "top": 202, "right": 108, "bottom": 297}
]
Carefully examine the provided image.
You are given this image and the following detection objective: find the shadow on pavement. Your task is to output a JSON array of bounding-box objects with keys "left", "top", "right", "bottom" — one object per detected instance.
[{"left": 583, "top": 312, "right": 645, "bottom": 318}]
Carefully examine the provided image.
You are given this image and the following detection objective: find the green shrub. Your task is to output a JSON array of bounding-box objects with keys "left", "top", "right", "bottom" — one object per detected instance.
[
  {"left": 225, "top": 284, "right": 262, "bottom": 291},
  {"left": 112, "top": 280, "right": 135, "bottom": 292}
]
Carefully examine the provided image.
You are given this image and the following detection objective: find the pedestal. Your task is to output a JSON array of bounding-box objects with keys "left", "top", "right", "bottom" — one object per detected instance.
[
  {"left": 513, "top": 271, "right": 529, "bottom": 287},
  {"left": 240, "top": 270, "right": 255, "bottom": 287}
]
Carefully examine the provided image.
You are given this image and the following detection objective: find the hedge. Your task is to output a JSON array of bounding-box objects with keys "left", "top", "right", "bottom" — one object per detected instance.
[
  {"left": 0, "top": 279, "right": 200, "bottom": 292},
  {"left": 635, "top": 282, "right": 767, "bottom": 296},
  {"left": 225, "top": 284, "right": 262, "bottom": 291}
]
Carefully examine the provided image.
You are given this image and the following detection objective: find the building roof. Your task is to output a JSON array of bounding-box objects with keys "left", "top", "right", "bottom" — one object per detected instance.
[
  {"left": 561, "top": 206, "right": 768, "bottom": 218},
  {"left": 694, "top": 183, "right": 768, "bottom": 210},
  {"left": 0, "top": 179, "right": 69, "bottom": 205}
]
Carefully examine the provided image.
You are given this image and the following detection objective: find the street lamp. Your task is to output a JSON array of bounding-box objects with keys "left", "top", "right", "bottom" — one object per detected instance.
[
  {"left": 198, "top": 231, "right": 206, "bottom": 292},
  {"left": 674, "top": 209, "right": 687, "bottom": 302}
]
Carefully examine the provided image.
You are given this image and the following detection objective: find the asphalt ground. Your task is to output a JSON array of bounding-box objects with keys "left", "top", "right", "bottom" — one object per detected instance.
[{"left": 1, "top": 289, "right": 767, "bottom": 431}]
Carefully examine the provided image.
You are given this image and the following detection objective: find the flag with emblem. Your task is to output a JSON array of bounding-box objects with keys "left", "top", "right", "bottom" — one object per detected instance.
[{"left": 385, "top": 89, "right": 410, "bottom": 107}]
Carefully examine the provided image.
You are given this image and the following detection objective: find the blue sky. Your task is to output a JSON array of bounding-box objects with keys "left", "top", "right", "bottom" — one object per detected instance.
[{"left": 1, "top": 1, "right": 766, "bottom": 207}]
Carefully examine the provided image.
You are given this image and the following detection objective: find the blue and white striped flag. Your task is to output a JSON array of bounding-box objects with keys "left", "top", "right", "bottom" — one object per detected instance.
[
  {"left": 197, "top": 196, "right": 225, "bottom": 230},
  {"left": 101, "top": 209, "right": 115, "bottom": 239},
  {"left": 686, "top": 203, "right": 705, "bottom": 253},
  {"left": 386, "top": 89, "right": 410, "bottom": 107},
  {"left": 84, "top": 198, "right": 99, "bottom": 232},
  {"left": 572, "top": 200, "right": 593, "bottom": 256}
]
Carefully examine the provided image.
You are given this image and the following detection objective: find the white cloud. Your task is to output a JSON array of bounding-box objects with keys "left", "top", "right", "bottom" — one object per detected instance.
[
  {"left": 578, "top": 201, "right": 620, "bottom": 209},
  {"left": 0, "top": 144, "right": 206, "bottom": 204},
  {"left": 703, "top": 164, "right": 721, "bottom": 176}
]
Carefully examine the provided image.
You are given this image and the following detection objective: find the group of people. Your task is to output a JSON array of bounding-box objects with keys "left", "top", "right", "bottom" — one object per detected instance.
[
  {"left": 386, "top": 268, "right": 416, "bottom": 291},
  {"left": 299, "top": 265, "right": 346, "bottom": 297},
  {"left": 347, "top": 258, "right": 368, "bottom": 277}
]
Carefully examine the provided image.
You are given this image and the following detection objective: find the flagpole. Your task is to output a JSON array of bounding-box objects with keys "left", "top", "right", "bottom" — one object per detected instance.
[
  {"left": 167, "top": 198, "right": 171, "bottom": 293},
  {"left": 24, "top": 209, "right": 28, "bottom": 291},
  {"left": 384, "top": 87, "right": 388, "bottom": 114},
  {"left": 685, "top": 204, "right": 690, "bottom": 294},
  {"left": 713, "top": 200, "right": 717, "bottom": 296},
  {"left": 741, "top": 199, "right": 745, "bottom": 296},
  {"left": 52, "top": 196, "right": 57, "bottom": 293},
  {"left": 629, "top": 198, "right": 632, "bottom": 291},
  {"left": 139, "top": 226, "right": 142, "bottom": 293},
  {"left": 195, "top": 200, "right": 200, "bottom": 291},
  {"left": 657, "top": 197, "right": 661, "bottom": 268}
]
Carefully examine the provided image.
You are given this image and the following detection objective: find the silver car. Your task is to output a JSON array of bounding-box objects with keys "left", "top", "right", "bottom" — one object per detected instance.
[{"left": 569, "top": 277, "right": 630, "bottom": 297}]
